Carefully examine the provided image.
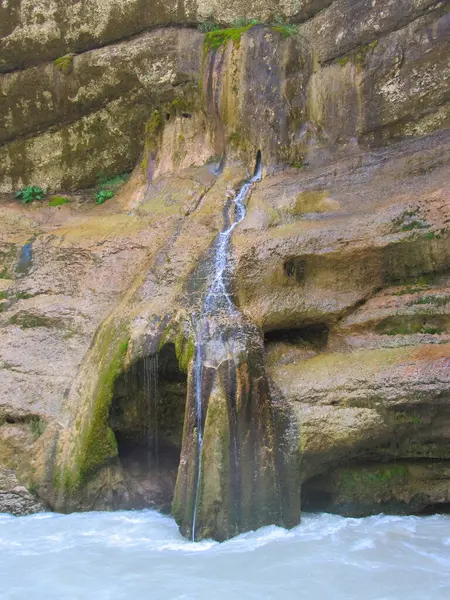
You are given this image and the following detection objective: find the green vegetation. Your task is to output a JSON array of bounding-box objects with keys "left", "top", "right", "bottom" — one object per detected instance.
[
  {"left": 335, "top": 56, "right": 350, "bottom": 66},
  {"left": 394, "top": 412, "right": 423, "bottom": 426},
  {"left": 232, "top": 17, "right": 261, "bottom": 27},
  {"left": 174, "top": 332, "right": 195, "bottom": 374},
  {"left": 202, "top": 16, "right": 296, "bottom": 52},
  {"left": 355, "top": 39, "right": 379, "bottom": 66},
  {"left": 425, "top": 231, "right": 440, "bottom": 240},
  {"left": 95, "top": 190, "right": 115, "bottom": 205},
  {"left": 290, "top": 160, "right": 304, "bottom": 169},
  {"left": 393, "top": 274, "right": 433, "bottom": 295},
  {"left": 408, "top": 295, "right": 450, "bottom": 307},
  {"left": 94, "top": 172, "right": 130, "bottom": 205},
  {"left": 422, "top": 327, "right": 445, "bottom": 335},
  {"left": 77, "top": 335, "right": 129, "bottom": 482},
  {"left": 228, "top": 130, "right": 243, "bottom": 146},
  {"left": 49, "top": 195, "right": 69, "bottom": 207},
  {"left": 9, "top": 312, "right": 57, "bottom": 329},
  {"left": 0, "top": 291, "right": 8, "bottom": 300},
  {"left": 340, "top": 464, "right": 407, "bottom": 498},
  {"left": 15, "top": 186, "right": 46, "bottom": 204},
  {"left": 401, "top": 220, "right": 429, "bottom": 231},
  {"left": 204, "top": 25, "right": 254, "bottom": 51},
  {"left": 16, "top": 292, "right": 34, "bottom": 300},
  {"left": 29, "top": 417, "right": 46, "bottom": 439},
  {"left": 198, "top": 20, "right": 221, "bottom": 33},
  {"left": 272, "top": 15, "right": 297, "bottom": 38},
  {"left": 382, "top": 324, "right": 444, "bottom": 336},
  {"left": 0, "top": 268, "right": 9, "bottom": 279},
  {"left": 54, "top": 54, "right": 74, "bottom": 75}
]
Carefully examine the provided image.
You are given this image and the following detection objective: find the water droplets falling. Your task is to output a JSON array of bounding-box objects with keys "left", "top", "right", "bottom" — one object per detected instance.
[
  {"left": 143, "top": 354, "right": 159, "bottom": 468},
  {"left": 204, "top": 153, "right": 262, "bottom": 316}
]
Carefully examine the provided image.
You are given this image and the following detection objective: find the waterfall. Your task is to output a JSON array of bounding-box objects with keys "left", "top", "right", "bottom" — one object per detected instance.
[
  {"left": 191, "top": 153, "right": 262, "bottom": 541},
  {"left": 143, "top": 354, "right": 159, "bottom": 468},
  {"left": 204, "top": 153, "right": 262, "bottom": 315}
]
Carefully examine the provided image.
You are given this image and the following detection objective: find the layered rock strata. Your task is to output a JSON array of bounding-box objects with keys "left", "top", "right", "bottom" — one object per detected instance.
[{"left": 0, "top": 2, "right": 449, "bottom": 539}]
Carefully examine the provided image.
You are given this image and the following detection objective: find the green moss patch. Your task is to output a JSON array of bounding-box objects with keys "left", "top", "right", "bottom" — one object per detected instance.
[
  {"left": 272, "top": 24, "right": 297, "bottom": 38},
  {"left": 408, "top": 295, "right": 450, "bottom": 307},
  {"left": 174, "top": 332, "right": 196, "bottom": 374},
  {"left": 9, "top": 312, "right": 60, "bottom": 329},
  {"left": 380, "top": 323, "right": 445, "bottom": 336},
  {"left": 393, "top": 412, "right": 423, "bottom": 426},
  {"left": 401, "top": 220, "right": 429, "bottom": 232},
  {"left": 393, "top": 274, "right": 433, "bottom": 295},
  {"left": 76, "top": 334, "right": 129, "bottom": 483},
  {"left": 49, "top": 196, "right": 69, "bottom": 207},
  {"left": 54, "top": 54, "right": 74, "bottom": 75},
  {"left": 29, "top": 417, "right": 46, "bottom": 439},
  {"left": 339, "top": 464, "right": 408, "bottom": 499},
  {"left": 355, "top": 40, "right": 379, "bottom": 66}
]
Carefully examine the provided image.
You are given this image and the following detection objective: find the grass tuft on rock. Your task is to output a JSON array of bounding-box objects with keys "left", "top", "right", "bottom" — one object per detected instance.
[
  {"left": 29, "top": 417, "right": 46, "bottom": 439},
  {"left": 204, "top": 25, "right": 253, "bottom": 51}
]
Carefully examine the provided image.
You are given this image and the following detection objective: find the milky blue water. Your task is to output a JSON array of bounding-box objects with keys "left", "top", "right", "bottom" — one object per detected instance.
[{"left": 1, "top": 511, "right": 449, "bottom": 599}]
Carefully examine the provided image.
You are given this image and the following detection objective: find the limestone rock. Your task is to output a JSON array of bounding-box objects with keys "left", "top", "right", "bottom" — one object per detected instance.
[
  {"left": 0, "top": 0, "right": 329, "bottom": 73},
  {"left": 0, "top": 469, "right": 46, "bottom": 516},
  {"left": 1, "top": 1, "right": 450, "bottom": 540}
]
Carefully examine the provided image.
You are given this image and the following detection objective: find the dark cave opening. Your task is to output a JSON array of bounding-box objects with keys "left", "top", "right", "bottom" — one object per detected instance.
[
  {"left": 301, "top": 475, "right": 333, "bottom": 512},
  {"left": 301, "top": 464, "right": 450, "bottom": 516},
  {"left": 109, "top": 343, "right": 187, "bottom": 510},
  {"left": 416, "top": 503, "right": 450, "bottom": 515},
  {"left": 264, "top": 324, "right": 329, "bottom": 350}
]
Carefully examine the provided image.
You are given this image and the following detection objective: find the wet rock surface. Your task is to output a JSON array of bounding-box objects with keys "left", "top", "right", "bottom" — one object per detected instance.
[
  {"left": 0, "top": 1, "right": 449, "bottom": 533},
  {"left": 0, "top": 469, "right": 46, "bottom": 516}
]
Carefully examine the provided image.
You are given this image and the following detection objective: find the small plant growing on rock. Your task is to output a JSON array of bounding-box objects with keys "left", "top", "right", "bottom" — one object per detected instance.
[
  {"left": 54, "top": 54, "right": 74, "bottom": 75},
  {"left": 198, "top": 20, "right": 221, "bottom": 33},
  {"left": 15, "top": 186, "right": 46, "bottom": 204},
  {"left": 272, "top": 15, "right": 297, "bottom": 37},
  {"left": 29, "top": 417, "right": 46, "bottom": 439},
  {"left": 94, "top": 172, "right": 130, "bottom": 205},
  {"left": 95, "top": 190, "right": 115, "bottom": 205},
  {"left": 232, "top": 17, "right": 261, "bottom": 27}
]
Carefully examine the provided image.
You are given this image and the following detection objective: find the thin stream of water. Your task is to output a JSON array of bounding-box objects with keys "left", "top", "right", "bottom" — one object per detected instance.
[
  {"left": 191, "top": 156, "right": 263, "bottom": 540},
  {"left": 143, "top": 354, "right": 159, "bottom": 468}
]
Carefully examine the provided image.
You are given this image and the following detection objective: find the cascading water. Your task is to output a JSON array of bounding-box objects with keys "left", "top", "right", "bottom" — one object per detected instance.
[
  {"left": 143, "top": 354, "right": 159, "bottom": 468},
  {"left": 204, "top": 152, "right": 263, "bottom": 315},
  {"left": 191, "top": 153, "right": 262, "bottom": 541}
]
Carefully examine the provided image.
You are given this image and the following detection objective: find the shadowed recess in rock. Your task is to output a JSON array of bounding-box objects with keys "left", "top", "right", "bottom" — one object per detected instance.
[
  {"left": 108, "top": 343, "right": 187, "bottom": 511},
  {"left": 301, "top": 461, "right": 450, "bottom": 517}
]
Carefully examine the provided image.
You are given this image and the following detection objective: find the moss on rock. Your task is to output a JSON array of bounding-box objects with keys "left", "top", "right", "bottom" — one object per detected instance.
[
  {"left": 77, "top": 335, "right": 129, "bottom": 482},
  {"left": 339, "top": 464, "right": 408, "bottom": 500},
  {"left": 204, "top": 25, "right": 253, "bottom": 52},
  {"left": 54, "top": 54, "right": 75, "bottom": 75}
]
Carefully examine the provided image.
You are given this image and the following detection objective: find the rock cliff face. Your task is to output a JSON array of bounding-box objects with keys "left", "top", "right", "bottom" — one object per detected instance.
[{"left": 0, "top": 1, "right": 449, "bottom": 540}]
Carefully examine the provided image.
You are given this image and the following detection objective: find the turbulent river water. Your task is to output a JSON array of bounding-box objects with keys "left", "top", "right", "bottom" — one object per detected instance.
[{"left": 1, "top": 511, "right": 449, "bottom": 599}]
